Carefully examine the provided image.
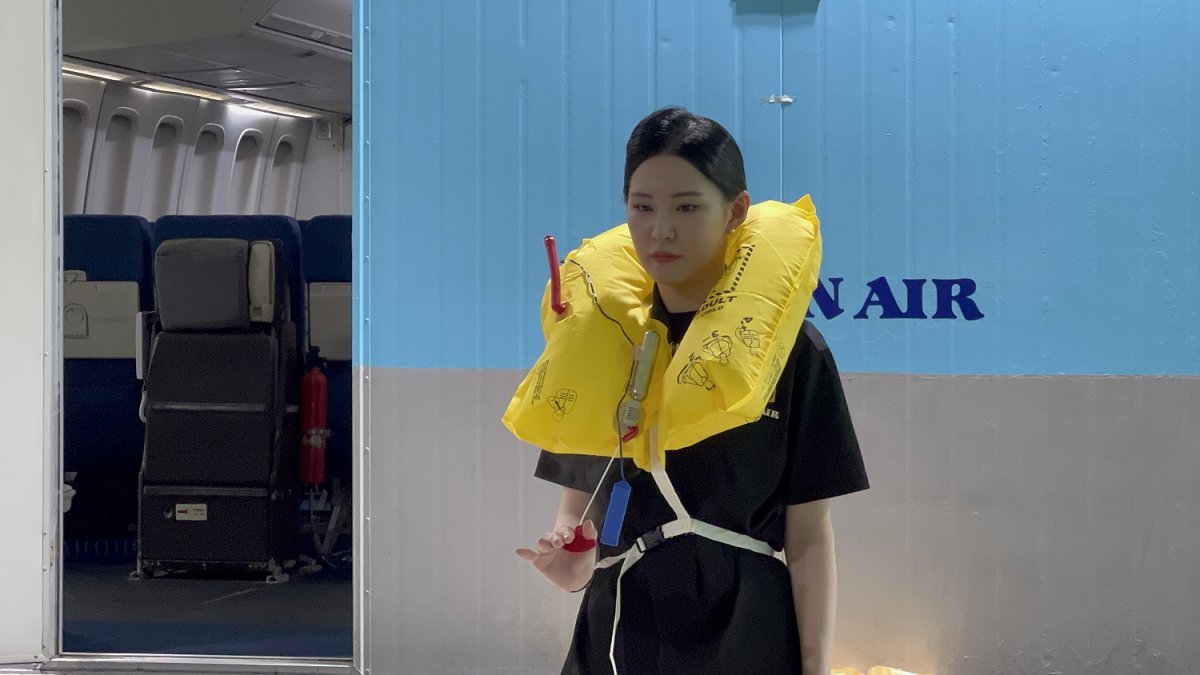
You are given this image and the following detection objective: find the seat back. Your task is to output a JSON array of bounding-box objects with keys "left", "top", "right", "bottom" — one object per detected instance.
[
  {"left": 63, "top": 216, "right": 151, "bottom": 468},
  {"left": 142, "top": 238, "right": 293, "bottom": 487},
  {"left": 63, "top": 215, "right": 152, "bottom": 541},
  {"left": 302, "top": 215, "right": 352, "bottom": 480}
]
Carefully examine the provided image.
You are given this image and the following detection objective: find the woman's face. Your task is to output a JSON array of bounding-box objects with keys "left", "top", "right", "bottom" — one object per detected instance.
[{"left": 626, "top": 154, "right": 748, "bottom": 309}]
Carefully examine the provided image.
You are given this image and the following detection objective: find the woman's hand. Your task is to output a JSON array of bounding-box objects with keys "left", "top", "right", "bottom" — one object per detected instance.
[{"left": 515, "top": 519, "right": 598, "bottom": 593}]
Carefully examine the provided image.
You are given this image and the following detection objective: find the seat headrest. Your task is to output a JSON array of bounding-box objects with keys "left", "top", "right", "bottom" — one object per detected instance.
[
  {"left": 153, "top": 215, "right": 305, "bottom": 347},
  {"left": 155, "top": 238, "right": 279, "bottom": 332},
  {"left": 302, "top": 215, "right": 352, "bottom": 282}
]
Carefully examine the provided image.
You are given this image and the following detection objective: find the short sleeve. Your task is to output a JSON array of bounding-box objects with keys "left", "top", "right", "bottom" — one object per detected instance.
[
  {"left": 534, "top": 450, "right": 613, "bottom": 494},
  {"left": 784, "top": 322, "right": 870, "bottom": 505}
]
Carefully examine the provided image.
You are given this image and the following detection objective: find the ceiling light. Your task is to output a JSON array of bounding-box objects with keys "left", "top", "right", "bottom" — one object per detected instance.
[
  {"left": 229, "top": 83, "right": 298, "bottom": 92},
  {"left": 62, "top": 62, "right": 130, "bottom": 81},
  {"left": 139, "top": 81, "right": 233, "bottom": 102},
  {"left": 61, "top": 61, "right": 330, "bottom": 118},
  {"left": 242, "top": 101, "right": 324, "bottom": 119}
]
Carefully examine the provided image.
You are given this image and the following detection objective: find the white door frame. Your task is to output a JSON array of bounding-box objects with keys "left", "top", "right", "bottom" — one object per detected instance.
[{"left": 16, "top": 1, "right": 366, "bottom": 672}]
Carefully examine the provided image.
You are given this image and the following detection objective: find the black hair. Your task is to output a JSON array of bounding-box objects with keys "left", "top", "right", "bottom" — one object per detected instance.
[{"left": 622, "top": 107, "right": 747, "bottom": 202}]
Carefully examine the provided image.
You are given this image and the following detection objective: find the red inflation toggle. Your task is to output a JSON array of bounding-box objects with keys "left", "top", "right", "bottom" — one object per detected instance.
[
  {"left": 562, "top": 525, "right": 597, "bottom": 553},
  {"left": 544, "top": 235, "right": 567, "bottom": 315}
]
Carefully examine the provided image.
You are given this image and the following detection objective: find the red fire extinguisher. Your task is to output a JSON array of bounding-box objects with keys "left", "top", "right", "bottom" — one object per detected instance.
[{"left": 300, "top": 357, "right": 330, "bottom": 485}]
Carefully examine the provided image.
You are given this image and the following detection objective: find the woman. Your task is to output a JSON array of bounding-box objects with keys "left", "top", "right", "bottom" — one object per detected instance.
[{"left": 516, "top": 107, "right": 869, "bottom": 674}]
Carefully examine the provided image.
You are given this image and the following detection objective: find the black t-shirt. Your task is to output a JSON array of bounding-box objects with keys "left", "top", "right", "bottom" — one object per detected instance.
[{"left": 534, "top": 303, "right": 869, "bottom": 554}]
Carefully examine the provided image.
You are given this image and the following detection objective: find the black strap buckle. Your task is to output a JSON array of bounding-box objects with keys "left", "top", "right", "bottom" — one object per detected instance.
[{"left": 635, "top": 526, "right": 666, "bottom": 553}]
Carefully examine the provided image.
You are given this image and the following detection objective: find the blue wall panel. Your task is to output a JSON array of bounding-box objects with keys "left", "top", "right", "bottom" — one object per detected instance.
[
  {"left": 358, "top": 0, "right": 1200, "bottom": 375},
  {"left": 776, "top": 0, "right": 1200, "bottom": 375},
  {"left": 359, "top": 0, "right": 786, "bottom": 370}
]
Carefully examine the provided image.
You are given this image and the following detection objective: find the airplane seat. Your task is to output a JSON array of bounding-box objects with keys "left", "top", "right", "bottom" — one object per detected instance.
[
  {"left": 63, "top": 215, "right": 153, "bottom": 547},
  {"left": 153, "top": 216, "right": 307, "bottom": 359},
  {"left": 301, "top": 215, "right": 352, "bottom": 483},
  {"left": 136, "top": 237, "right": 300, "bottom": 577}
]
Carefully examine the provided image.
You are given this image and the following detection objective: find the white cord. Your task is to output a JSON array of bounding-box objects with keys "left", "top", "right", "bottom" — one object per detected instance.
[
  {"left": 579, "top": 442, "right": 622, "bottom": 527},
  {"left": 566, "top": 258, "right": 636, "bottom": 530}
]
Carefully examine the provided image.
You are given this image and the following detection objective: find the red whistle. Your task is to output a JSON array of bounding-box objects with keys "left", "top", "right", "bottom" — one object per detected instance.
[
  {"left": 562, "top": 524, "right": 597, "bottom": 553},
  {"left": 544, "top": 235, "right": 567, "bottom": 316}
]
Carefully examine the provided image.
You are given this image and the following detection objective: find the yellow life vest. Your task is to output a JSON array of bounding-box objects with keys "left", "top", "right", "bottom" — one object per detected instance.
[{"left": 502, "top": 196, "right": 822, "bottom": 470}]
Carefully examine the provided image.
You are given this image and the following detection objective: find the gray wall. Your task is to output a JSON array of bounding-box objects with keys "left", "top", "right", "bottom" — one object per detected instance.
[{"left": 363, "top": 368, "right": 1200, "bottom": 674}]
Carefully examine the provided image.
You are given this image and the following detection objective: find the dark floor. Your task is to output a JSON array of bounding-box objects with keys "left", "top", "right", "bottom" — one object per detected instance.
[{"left": 62, "top": 563, "right": 353, "bottom": 657}]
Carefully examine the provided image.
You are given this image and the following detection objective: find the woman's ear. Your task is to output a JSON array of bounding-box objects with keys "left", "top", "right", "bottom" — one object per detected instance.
[{"left": 726, "top": 191, "right": 751, "bottom": 232}]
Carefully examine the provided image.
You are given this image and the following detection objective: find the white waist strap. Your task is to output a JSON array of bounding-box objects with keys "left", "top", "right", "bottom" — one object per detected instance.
[{"left": 596, "top": 518, "right": 776, "bottom": 570}]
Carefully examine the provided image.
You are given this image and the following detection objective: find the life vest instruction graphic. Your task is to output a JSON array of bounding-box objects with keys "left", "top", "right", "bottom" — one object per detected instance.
[
  {"left": 701, "top": 331, "right": 733, "bottom": 365},
  {"left": 678, "top": 354, "right": 716, "bottom": 390},
  {"left": 530, "top": 361, "right": 549, "bottom": 403},
  {"left": 699, "top": 244, "right": 755, "bottom": 317},
  {"left": 722, "top": 245, "right": 753, "bottom": 285},
  {"left": 760, "top": 352, "right": 785, "bottom": 401},
  {"left": 548, "top": 388, "right": 578, "bottom": 420},
  {"left": 735, "top": 317, "right": 760, "bottom": 352}
]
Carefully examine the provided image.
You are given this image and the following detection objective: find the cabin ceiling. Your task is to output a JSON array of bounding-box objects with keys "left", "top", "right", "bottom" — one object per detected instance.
[{"left": 64, "top": 0, "right": 352, "bottom": 117}]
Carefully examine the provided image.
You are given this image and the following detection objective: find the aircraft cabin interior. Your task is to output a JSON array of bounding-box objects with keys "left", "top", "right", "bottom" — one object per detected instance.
[{"left": 59, "top": 0, "right": 353, "bottom": 658}]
